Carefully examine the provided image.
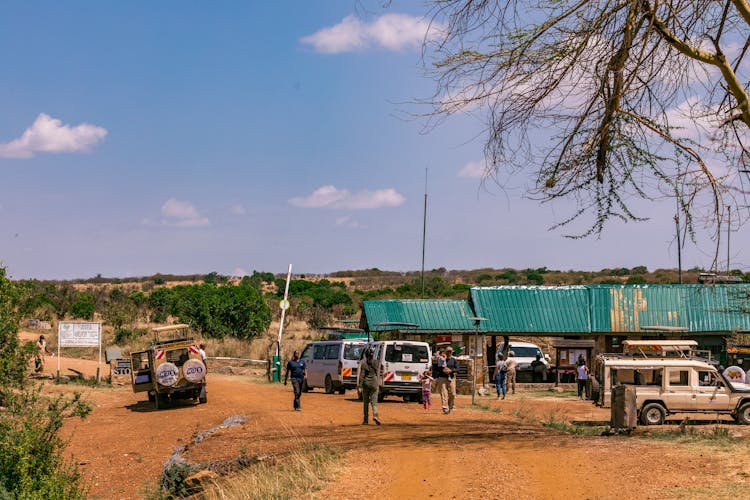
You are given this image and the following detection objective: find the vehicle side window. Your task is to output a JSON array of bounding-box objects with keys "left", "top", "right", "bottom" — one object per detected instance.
[
  {"left": 313, "top": 345, "right": 326, "bottom": 360},
  {"left": 698, "top": 370, "right": 720, "bottom": 386},
  {"left": 300, "top": 346, "right": 312, "bottom": 359},
  {"left": 668, "top": 369, "right": 689, "bottom": 386},
  {"left": 325, "top": 344, "right": 340, "bottom": 360}
]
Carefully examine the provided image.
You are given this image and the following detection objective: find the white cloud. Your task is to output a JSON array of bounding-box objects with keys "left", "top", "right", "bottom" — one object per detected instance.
[
  {"left": 289, "top": 185, "right": 405, "bottom": 209},
  {"left": 0, "top": 113, "right": 107, "bottom": 159},
  {"left": 301, "top": 13, "right": 431, "bottom": 53},
  {"left": 160, "top": 198, "right": 209, "bottom": 227},
  {"left": 458, "top": 160, "right": 486, "bottom": 179},
  {"left": 229, "top": 203, "right": 247, "bottom": 216}
]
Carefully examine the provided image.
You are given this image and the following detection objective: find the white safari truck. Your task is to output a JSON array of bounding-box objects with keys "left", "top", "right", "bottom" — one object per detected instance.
[
  {"left": 130, "top": 325, "right": 207, "bottom": 409},
  {"left": 592, "top": 340, "right": 750, "bottom": 425}
]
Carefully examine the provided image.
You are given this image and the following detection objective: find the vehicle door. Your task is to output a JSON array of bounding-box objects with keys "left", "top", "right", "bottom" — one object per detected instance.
[
  {"left": 342, "top": 342, "right": 365, "bottom": 381},
  {"left": 324, "top": 343, "right": 341, "bottom": 383},
  {"left": 298, "top": 344, "right": 314, "bottom": 386},
  {"left": 663, "top": 367, "right": 691, "bottom": 408},
  {"left": 130, "top": 350, "right": 153, "bottom": 393},
  {"left": 307, "top": 344, "right": 327, "bottom": 387},
  {"left": 693, "top": 369, "right": 732, "bottom": 410}
]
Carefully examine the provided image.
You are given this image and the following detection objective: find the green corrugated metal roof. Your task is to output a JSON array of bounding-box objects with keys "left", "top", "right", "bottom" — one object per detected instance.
[
  {"left": 362, "top": 299, "right": 478, "bottom": 333},
  {"left": 587, "top": 284, "right": 750, "bottom": 333},
  {"left": 362, "top": 285, "right": 750, "bottom": 335},
  {"left": 470, "top": 286, "right": 590, "bottom": 333}
]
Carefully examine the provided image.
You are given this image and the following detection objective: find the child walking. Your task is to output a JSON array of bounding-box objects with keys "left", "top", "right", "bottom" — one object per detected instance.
[{"left": 418, "top": 369, "right": 434, "bottom": 410}]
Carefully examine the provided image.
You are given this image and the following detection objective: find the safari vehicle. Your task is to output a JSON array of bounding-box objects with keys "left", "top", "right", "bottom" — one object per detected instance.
[
  {"left": 359, "top": 340, "right": 432, "bottom": 402},
  {"left": 299, "top": 338, "right": 369, "bottom": 394},
  {"left": 130, "top": 324, "right": 207, "bottom": 409},
  {"left": 593, "top": 342, "right": 750, "bottom": 425}
]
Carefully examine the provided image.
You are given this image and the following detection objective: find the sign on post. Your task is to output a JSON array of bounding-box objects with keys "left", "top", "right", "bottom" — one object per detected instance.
[
  {"left": 59, "top": 322, "right": 101, "bottom": 347},
  {"left": 58, "top": 322, "right": 102, "bottom": 381}
]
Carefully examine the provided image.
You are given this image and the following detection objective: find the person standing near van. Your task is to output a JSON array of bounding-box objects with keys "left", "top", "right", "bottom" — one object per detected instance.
[
  {"left": 419, "top": 369, "right": 434, "bottom": 410},
  {"left": 505, "top": 351, "right": 517, "bottom": 395},
  {"left": 531, "top": 354, "right": 545, "bottom": 383},
  {"left": 495, "top": 353, "right": 508, "bottom": 400},
  {"left": 437, "top": 346, "right": 458, "bottom": 414},
  {"left": 357, "top": 347, "right": 381, "bottom": 425},
  {"left": 284, "top": 350, "right": 307, "bottom": 411},
  {"left": 576, "top": 357, "right": 589, "bottom": 400}
]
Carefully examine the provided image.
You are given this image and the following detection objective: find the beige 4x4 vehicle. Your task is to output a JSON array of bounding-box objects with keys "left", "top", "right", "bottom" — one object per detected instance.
[
  {"left": 593, "top": 353, "right": 750, "bottom": 425},
  {"left": 130, "top": 325, "right": 207, "bottom": 409}
]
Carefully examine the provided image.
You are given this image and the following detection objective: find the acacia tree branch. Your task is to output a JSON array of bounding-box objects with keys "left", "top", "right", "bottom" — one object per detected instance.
[{"left": 730, "top": 0, "right": 750, "bottom": 26}]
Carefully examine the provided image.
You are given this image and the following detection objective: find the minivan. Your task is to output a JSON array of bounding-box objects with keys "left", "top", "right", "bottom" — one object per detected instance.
[
  {"left": 506, "top": 341, "right": 550, "bottom": 382},
  {"left": 299, "top": 339, "right": 368, "bottom": 394},
  {"left": 362, "top": 340, "right": 432, "bottom": 402}
]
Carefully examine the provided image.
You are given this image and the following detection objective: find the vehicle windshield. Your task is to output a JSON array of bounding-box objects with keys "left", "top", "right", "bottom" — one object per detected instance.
[
  {"left": 512, "top": 346, "right": 542, "bottom": 358},
  {"left": 385, "top": 344, "right": 429, "bottom": 363},
  {"left": 344, "top": 344, "right": 366, "bottom": 361}
]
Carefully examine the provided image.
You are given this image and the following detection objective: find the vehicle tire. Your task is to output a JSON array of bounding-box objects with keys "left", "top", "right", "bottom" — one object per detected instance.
[
  {"left": 377, "top": 392, "right": 385, "bottom": 402},
  {"left": 154, "top": 393, "right": 161, "bottom": 410},
  {"left": 338, "top": 386, "right": 346, "bottom": 395},
  {"left": 736, "top": 402, "right": 750, "bottom": 425},
  {"left": 148, "top": 391, "right": 155, "bottom": 403},
  {"left": 640, "top": 403, "right": 665, "bottom": 425},
  {"left": 324, "top": 375, "right": 334, "bottom": 394},
  {"left": 199, "top": 387, "right": 207, "bottom": 404}
]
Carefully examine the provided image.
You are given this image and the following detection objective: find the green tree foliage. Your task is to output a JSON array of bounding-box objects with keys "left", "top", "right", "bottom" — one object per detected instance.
[
  {"left": 282, "top": 279, "right": 353, "bottom": 309},
  {"left": 167, "top": 283, "right": 271, "bottom": 339},
  {"left": 69, "top": 292, "right": 96, "bottom": 320},
  {"left": 0, "top": 266, "right": 91, "bottom": 498}
]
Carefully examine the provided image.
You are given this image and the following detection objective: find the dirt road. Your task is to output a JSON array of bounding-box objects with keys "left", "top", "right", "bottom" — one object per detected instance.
[{"left": 50, "top": 357, "right": 750, "bottom": 500}]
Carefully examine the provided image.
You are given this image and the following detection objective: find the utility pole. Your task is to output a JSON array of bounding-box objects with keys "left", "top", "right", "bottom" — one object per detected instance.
[
  {"left": 674, "top": 214, "right": 682, "bottom": 284},
  {"left": 727, "top": 205, "right": 731, "bottom": 274},
  {"left": 421, "top": 168, "right": 428, "bottom": 298}
]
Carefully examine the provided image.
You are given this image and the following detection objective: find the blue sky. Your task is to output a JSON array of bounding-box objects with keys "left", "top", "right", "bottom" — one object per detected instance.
[{"left": 0, "top": 1, "right": 745, "bottom": 280}]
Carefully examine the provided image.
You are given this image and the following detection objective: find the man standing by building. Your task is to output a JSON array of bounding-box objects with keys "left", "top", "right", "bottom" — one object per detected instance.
[
  {"left": 283, "top": 350, "right": 307, "bottom": 411},
  {"left": 437, "top": 346, "right": 459, "bottom": 414},
  {"left": 505, "top": 351, "right": 517, "bottom": 395}
]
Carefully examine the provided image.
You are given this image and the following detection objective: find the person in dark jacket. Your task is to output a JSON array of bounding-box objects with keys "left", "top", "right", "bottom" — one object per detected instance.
[
  {"left": 283, "top": 350, "right": 307, "bottom": 411},
  {"left": 357, "top": 347, "right": 381, "bottom": 425}
]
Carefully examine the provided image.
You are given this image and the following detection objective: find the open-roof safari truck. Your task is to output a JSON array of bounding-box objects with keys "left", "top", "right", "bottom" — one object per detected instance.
[{"left": 130, "top": 324, "right": 207, "bottom": 409}]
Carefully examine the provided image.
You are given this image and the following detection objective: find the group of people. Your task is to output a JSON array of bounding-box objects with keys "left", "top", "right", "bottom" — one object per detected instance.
[
  {"left": 493, "top": 350, "right": 517, "bottom": 399},
  {"left": 283, "top": 346, "right": 592, "bottom": 422}
]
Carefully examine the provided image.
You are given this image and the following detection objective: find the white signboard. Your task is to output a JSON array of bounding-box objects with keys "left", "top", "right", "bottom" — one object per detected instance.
[{"left": 58, "top": 322, "right": 101, "bottom": 347}]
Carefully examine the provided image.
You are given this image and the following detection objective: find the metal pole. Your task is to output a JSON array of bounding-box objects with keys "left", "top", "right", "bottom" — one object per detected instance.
[
  {"left": 472, "top": 327, "right": 478, "bottom": 405},
  {"left": 675, "top": 214, "right": 682, "bottom": 284},
  {"left": 727, "top": 205, "right": 731, "bottom": 274},
  {"left": 421, "top": 168, "right": 427, "bottom": 298},
  {"left": 276, "top": 264, "right": 293, "bottom": 358}
]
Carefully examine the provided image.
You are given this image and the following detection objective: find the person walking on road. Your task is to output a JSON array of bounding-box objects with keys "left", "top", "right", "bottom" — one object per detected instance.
[
  {"left": 419, "top": 369, "right": 434, "bottom": 410},
  {"left": 357, "top": 347, "right": 381, "bottom": 425},
  {"left": 505, "top": 350, "right": 517, "bottom": 395},
  {"left": 437, "top": 346, "right": 459, "bottom": 414},
  {"left": 576, "top": 357, "right": 589, "bottom": 400},
  {"left": 495, "top": 352, "right": 508, "bottom": 400},
  {"left": 283, "top": 350, "right": 307, "bottom": 411}
]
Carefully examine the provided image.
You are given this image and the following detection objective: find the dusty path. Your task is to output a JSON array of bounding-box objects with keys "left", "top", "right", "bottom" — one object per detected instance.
[{"left": 51, "top": 358, "right": 750, "bottom": 500}]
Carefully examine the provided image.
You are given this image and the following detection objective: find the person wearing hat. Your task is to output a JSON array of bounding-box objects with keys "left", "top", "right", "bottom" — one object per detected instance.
[
  {"left": 437, "top": 346, "right": 459, "bottom": 414},
  {"left": 505, "top": 350, "right": 517, "bottom": 395}
]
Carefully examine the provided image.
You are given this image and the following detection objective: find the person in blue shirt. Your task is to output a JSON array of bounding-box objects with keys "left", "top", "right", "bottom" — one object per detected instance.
[{"left": 284, "top": 350, "right": 307, "bottom": 411}]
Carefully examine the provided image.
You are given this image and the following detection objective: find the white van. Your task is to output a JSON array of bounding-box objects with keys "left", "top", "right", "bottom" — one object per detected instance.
[
  {"left": 507, "top": 341, "right": 550, "bottom": 382},
  {"left": 363, "top": 340, "right": 432, "bottom": 402},
  {"left": 299, "top": 339, "right": 368, "bottom": 394}
]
